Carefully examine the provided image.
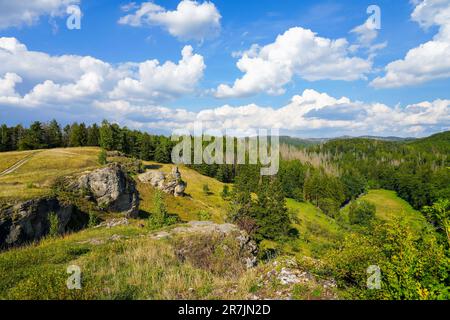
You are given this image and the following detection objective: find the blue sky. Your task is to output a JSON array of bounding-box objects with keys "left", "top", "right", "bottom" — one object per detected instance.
[{"left": 0, "top": 0, "right": 449, "bottom": 137}]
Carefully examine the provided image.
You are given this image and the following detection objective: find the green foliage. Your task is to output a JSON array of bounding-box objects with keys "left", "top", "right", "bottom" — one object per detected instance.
[
  {"left": 423, "top": 199, "right": 450, "bottom": 247},
  {"left": 303, "top": 169, "right": 345, "bottom": 206},
  {"left": 317, "top": 198, "right": 339, "bottom": 218},
  {"left": 278, "top": 160, "right": 306, "bottom": 200},
  {"left": 0, "top": 120, "right": 178, "bottom": 167},
  {"left": 348, "top": 200, "right": 376, "bottom": 226},
  {"left": 327, "top": 219, "right": 449, "bottom": 300},
  {"left": 88, "top": 212, "right": 100, "bottom": 228},
  {"left": 253, "top": 178, "right": 291, "bottom": 242},
  {"left": 220, "top": 185, "right": 230, "bottom": 199},
  {"left": 48, "top": 212, "right": 59, "bottom": 238},
  {"left": 341, "top": 170, "right": 367, "bottom": 201},
  {"left": 202, "top": 183, "right": 210, "bottom": 195},
  {"left": 147, "top": 189, "right": 176, "bottom": 229},
  {"left": 98, "top": 149, "right": 108, "bottom": 165},
  {"left": 197, "top": 210, "right": 211, "bottom": 221}
]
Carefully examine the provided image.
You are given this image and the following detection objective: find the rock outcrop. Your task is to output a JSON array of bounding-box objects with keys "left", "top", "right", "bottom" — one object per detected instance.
[
  {"left": 75, "top": 163, "right": 139, "bottom": 217},
  {"left": 0, "top": 163, "right": 139, "bottom": 249},
  {"left": 0, "top": 198, "right": 88, "bottom": 249},
  {"left": 138, "top": 166, "right": 186, "bottom": 197},
  {"left": 151, "top": 221, "right": 258, "bottom": 269}
]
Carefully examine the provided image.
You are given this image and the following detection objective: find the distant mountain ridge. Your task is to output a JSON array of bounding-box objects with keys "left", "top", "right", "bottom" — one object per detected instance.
[{"left": 279, "top": 135, "right": 417, "bottom": 147}]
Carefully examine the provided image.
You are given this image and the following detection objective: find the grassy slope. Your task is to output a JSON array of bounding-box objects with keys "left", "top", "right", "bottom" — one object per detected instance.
[
  {"left": 0, "top": 149, "right": 229, "bottom": 222},
  {"left": 286, "top": 199, "right": 344, "bottom": 258},
  {"left": 0, "top": 222, "right": 260, "bottom": 300},
  {"left": 138, "top": 161, "right": 229, "bottom": 222},
  {"left": 0, "top": 147, "right": 101, "bottom": 200},
  {"left": 341, "top": 189, "right": 427, "bottom": 232},
  {"left": 0, "top": 148, "right": 432, "bottom": 299},
  {"left": 0, "top": 150, "right": 35, "bottom": 173}
]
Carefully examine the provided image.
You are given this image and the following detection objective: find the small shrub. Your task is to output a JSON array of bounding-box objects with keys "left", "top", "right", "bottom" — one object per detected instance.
[
  {"left": 349, "top": 200, "right": 376, "bottom": 226},
  {"left": 48, "top": 212, "right": 59, "bottom": 237},
  {"left": 292, "top": 188, "right": 304, "bottom": 202},
  {"left": 197, "top": 210, "right": 211, "bottom": 221},
  {"left": 318, "top": 198, "right": 339, "bottom": 218},
  {"left": 202, "top": 184, "right": 211, "bottom": 195},
  {"left": 88, "top": 212, "right": 99, "bottom": 228},
  {"left": 220, "top": 185, "right": 230, "bottom": 199},
  {"left": 147, "top": 189, "right": 177, "bottom": 229}
]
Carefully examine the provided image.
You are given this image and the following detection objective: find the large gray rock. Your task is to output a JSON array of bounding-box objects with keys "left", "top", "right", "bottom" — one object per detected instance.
[
  {"left": 76, "top": 163, "right": 139, "bottom": 217},
  {"left": 138, "top": 166, "right": 186, "bottom": 197},
  {"left": 151, "top": 221, "right": 258, "bottom": 269},
  {"left": 0, "top": 198, "right": 88, "bottom": 249}
]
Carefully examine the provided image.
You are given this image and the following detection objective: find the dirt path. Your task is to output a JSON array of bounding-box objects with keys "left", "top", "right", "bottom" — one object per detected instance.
[{"left": 0, "top": 151, "right": 40, "bottom": 178}]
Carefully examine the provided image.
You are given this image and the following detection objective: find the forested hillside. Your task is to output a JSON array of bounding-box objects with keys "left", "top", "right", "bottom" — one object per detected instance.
[
  {"left": 0, "top": 120, "right": 174, "bottom": 163},
  {"left": 1, "top": 121, "right": 449, "bottom": 300}
]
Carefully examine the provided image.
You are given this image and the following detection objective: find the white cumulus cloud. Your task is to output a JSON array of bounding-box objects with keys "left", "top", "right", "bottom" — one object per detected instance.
[
  {"left": 371, "top": 0, "right": 450, "bottom": 88},
  {"left": 215, "top": 27, "right": 373, "bottom": 98},
  {"left": 110, "top": 46, "right": 205, "bottom": 102},
  {"left": 0, "top": 0, "right": 79, "bottom": 29},
  {"left": 118, "top": 0, "right": 221, "bottom": 42},
  {"left": 0, "top": 37, "right": 206, "bottom": 107},
  {"left": 96, "top": 89, "right": 450, "bottom": 137}
]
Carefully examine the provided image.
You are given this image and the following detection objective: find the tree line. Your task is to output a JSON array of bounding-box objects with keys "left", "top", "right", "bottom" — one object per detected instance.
[{"left": 0, "top": 120, "right": 174, "bottom": 163}]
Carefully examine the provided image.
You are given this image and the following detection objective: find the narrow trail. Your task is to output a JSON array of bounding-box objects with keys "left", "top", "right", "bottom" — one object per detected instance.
[{"left": 0, "top": 151, "right": 40, "bottom": 178}]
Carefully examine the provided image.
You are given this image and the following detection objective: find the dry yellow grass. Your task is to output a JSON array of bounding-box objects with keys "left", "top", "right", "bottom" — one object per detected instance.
[
  {"left": 0, "top": 150, "right": 36, "bottom": 173},
  {"left": 0, "top": 222, "right": 260, "bottom": 300},
  {"left": 0, "top": 147, "right": 101, "bottom": 200},
  {"left": 138, "top": 161, "right": 230, "bottom": 222}
]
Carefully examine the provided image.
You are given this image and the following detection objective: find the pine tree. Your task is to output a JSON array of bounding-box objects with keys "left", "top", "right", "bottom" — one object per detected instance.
[
  {"left": 69, "top": 123, "right": 81, "bottom": 147},
  {"left": 46, "top": 119, "right": 62, "bottom": 148},
  {"left": 18, "top": 121, "right": 45, "bottom": 150},
  {"left": 87, "top": 123, "right": 100, "bottom": 146},
  {"left": 99, "top": 120, "right": 114, "bottom": 150},
  {"left": 0, "top": 124, "right": 10, "bottom": 151},
  {"left": 253, "top": 177, "right": 291, "bottom": 241},
  {"left": 78, "top": 123, "right": 88, "bottom": 146}
]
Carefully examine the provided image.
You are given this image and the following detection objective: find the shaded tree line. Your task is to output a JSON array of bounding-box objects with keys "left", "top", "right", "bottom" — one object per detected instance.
[{"left": 0, "top": 120, "right": 174, "bottom": 163}]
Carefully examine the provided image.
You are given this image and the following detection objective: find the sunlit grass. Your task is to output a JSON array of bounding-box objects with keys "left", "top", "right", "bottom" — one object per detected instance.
[
  {"left": 0, "top": 147, "right": 101, "bottom": 200},
  {"left": 340, "top": 189, "right": 427, "bottom": 233}
]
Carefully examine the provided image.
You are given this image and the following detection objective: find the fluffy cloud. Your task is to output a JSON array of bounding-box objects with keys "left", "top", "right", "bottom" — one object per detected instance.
[
  {"left": 1, "top": 38, "right": 448, "bottom": 137},
  {"left": 110, "top": 46, "right": 205, "bottom": 102},
  {"left": 371, "top": 0, "right": 450, "bottom": 88},
  {"left": 0, "top": 37, "right": 108, "bottom": 83},
  {"left": 215, "top": 27, "right": 373, "bottom": 98},
  {"left": 0, "top": 73, "right": 22, "bottom": 97},
  {"left": 350, "top": 18, "right": 387, "bottom": 53},
  {"left": 0, "top": 0, "right": 78, "bottom": 29},
  {"left": 95, "top": 89, "right": 450, "bottom": 137},
  {"left": 0, "top": 37, "right": 205, "bottom": 107},
  {"left": 118, "top": 0, "right": 221, "bottom": 42}
]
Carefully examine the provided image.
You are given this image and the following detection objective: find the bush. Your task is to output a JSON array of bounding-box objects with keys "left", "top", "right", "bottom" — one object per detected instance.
[
  {"left": 202, "top": 184, "right": 210, "bottom": 195},
  {"left": 220, "top": 185, "right": 230, "bottom": 199},
  {"left": 318, "top": 198, "right": 339, "bottom": 217},
  {"left": 349, "top": 200, "right": 376, "bottom": 226},
  {"left": 326, "top": 219, "right": 450, "bottom": 300},
  {"left": 147, "top": 189, "right": 177, "bottom": 229},
  {"left": 197, "top": 210, "right": 211, "bottom": 221},
  {"left": 98, "top": 149, "right": 108, "bottom": 165},
  {"left": 88, "top": 212, "right": 99, "bottom": 228},
  {"left": 48, "top": 212, "right": 59, "bottom": 237},
  {"left": 291, "top": 187, "right": 304, "bottom": 202}
]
